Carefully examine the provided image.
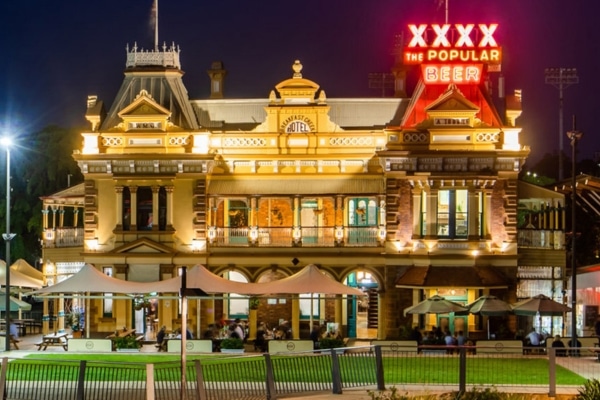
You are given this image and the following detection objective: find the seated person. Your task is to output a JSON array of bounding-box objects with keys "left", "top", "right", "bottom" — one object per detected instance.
[
  {"left": 551, "top": 335, "right": 566, "bottom": 357},
  {"left": 408, "top": 326, "right": 423, "bottom": 344},
  {"left": 567, "top": 338, "right": 582, "bottom": 357},
  {"left": 526, "top": 328, "right": 541, "bottom": 347},
  {"left": 228, "top": 323, "right": 242, "bottom": 339},
  {"left": 9, "top": 322, "right": 19, "bottom": 339},
  {"left": 254, "top": 324, "right": 268, "bottom": 352},
  {"left": 156, "top": 326, "right": 167, "bottom": 351}
]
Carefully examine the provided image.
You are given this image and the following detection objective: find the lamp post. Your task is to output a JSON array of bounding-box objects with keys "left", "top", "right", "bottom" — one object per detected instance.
[
  {"left": 545, "top": 68, "right": 578, "bottom": 180},
  {"left": 567, "top": 124, "right": 582, "bottom": 348},
  {"left": 1, "top": 137, "right": 15, "bottom": 352}
]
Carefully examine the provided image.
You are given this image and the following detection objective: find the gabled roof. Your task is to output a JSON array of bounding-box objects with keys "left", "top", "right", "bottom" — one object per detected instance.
[
  {"left": 101, "top": 69, "right": 199, "bottom": 131},
  {"left": 111, "top": 238, "right": 176, "bottom": 255},
  {"left": 400, "top": 79, "right": 503, "bottom": 129},
  {"left": 424, "top": 84, "right": 480, "bottom": 112}
]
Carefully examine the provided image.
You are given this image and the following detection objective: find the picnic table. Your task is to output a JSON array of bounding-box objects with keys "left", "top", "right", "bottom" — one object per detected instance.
[
  {"left": 0, "top": 331, "right": 21, "bottom": 349},
  {"left": 36, "top": 332, "right": 68, "bottom": 351},
  {"left": 106, "top": 328, "right": 136, "bottom": 339}
]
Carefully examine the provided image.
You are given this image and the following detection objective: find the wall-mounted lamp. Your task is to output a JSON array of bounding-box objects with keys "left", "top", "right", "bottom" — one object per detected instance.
[
  {"left": 191, "top": 238, "right": 204, "bottom": 252},
  {"left": 249, "top": 226, "right": 259, "bottom": 243},
  {"left": 207, "top": 226, "right": 216, "bottom": 244},
  {"left": 335, "top": 226, "right": 344, "bottom": 245},
  {"left": 87, "top": 238, "right": 99, "bottom": 251},
  {"left": 378, "top": 225, "right": 387, "bottom": 243},
  {"left": 293, "top": 226, "right": 302, "bottom": 244}
]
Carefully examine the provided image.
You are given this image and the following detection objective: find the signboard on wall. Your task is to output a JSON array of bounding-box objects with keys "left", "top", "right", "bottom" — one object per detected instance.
[{"left": 404, "top": 23, "right": 502, "bottom": 84}]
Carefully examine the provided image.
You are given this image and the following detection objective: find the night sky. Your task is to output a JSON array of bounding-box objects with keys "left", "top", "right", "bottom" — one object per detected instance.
[{"left": 1, "top": 0, "right": 598, "bottom": 166}]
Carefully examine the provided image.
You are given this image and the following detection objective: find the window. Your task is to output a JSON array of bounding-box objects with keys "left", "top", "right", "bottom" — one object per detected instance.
[
  {"left": 122, "top": 186, "right": 167, "bottom": 231},
  {"left": 299, "top": 293, "right": 320, "bottom": 320},
  {"left": 103, "top": 267, "right": 113, "bottom": 317},
  {"left": 437, "top": 190, "right": 468, "bottom": 238},
  {"left": 348, "top": 198, "right": 378, "bottom": 226}
]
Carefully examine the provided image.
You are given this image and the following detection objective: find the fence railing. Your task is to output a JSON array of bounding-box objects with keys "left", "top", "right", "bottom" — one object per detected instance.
[{"left": 1, "top": 346, "right": 595, "bottom": 399}]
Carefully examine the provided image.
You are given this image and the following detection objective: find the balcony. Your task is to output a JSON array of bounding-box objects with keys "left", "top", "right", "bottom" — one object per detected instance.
[
  {"left": 43, "top": 228, "right": 85, "bottom": 248},
  {"left": 209, "top": 226, "right": 382, "bottom": 248},
  {"left": 517, "top": 229, "right": 564, "bottom": 250}
]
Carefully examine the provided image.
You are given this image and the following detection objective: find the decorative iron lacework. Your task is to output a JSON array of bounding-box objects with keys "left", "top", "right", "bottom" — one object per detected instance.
[
  {"left": 168, "top": 136, "right": 189, "bottom": 146},
  {"left": 223, "top": 137, "right": 266, "bottom": 147},
  {"left": 102, "top": 137, "right": 124, "bottom": 146},
  {"left": 403, "top": 132, "right": 429, "bottom": 143},
  {"left": 329, "top": 137, "right": 373, "bottom": 146},
  {"left": 476, "top": 132, "right": 500, "bottom": 142}
]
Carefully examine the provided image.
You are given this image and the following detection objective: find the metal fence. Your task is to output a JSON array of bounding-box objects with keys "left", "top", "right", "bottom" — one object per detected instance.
[{"left": 1, "top": 345, "right": 599, "bottom": 399}]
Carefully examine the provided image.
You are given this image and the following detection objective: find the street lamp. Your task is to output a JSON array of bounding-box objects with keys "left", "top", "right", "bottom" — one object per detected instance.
[
  {"left": 567, "top": 125, "right": 583, "bottom": 349},
  {"left": 1, "top": 137, "right": 15, "bottom": 352},
  {"left": 545, "top": 68, "right": 579, "bottom": 180}
]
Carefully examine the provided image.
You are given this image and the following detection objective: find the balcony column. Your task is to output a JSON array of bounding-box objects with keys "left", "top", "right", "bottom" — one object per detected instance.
[
  {"left": 424, "top": 188, "right": 437, "bottom": 239},
  {"left": 467, "top": 189, "right": 479, "bottom": 240},
  {"left": 115, "top": 185, "right": 124, "bottom": 229},
  {"left": 166, "top": 186, "right": 174, "bottom": 229},
  {"left": 483, "top": 189, "right": 492, "bottom": 239},
  {"left": 59, "top": 207, "right": 65, "bottom": 228},
  {"left": 152, "top": 186, "right": 160, "bottom": 231},
  {"left": 51, "top": 205, "right": 58, "bottom": 229},
  {"left": 42, "top": 209, "right": 49, "bottom": 230},
  {"left": 73, "top": 208, "right": 79, "bottom": 227},
  {"left": 130, "top": 186, "right": 138, "bottom": 231},
  {"left": 412, "top": 190, "right": 421, "bottom": 238}
]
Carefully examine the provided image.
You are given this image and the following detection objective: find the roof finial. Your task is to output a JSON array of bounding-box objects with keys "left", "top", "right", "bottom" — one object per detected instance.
[{"left": 292, "top": 60, "right": 303, "bottom": 78}]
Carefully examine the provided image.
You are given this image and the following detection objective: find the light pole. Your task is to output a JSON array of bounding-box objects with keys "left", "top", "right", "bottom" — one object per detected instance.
[
  {"left": 567, "top": 123, "right": 582, "bottom": 349},
  {"left": 545, "top": 68, "right": 578, "bottom": 180},
  {"left": 1, "top": 137, "right": 15, "bottom": 352}
]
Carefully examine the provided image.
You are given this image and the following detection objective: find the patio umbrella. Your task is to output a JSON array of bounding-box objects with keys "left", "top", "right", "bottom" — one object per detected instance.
[
  {"left": 511, "top": 294, "right": 571, "bottom": 316},
  {"left": 467, "top": 295, "right": 513, "bottom": 317},
  {"left": 0, "top": 289, "right": 32, "bottom": 312},
  {"left": 404, "top": 295, "right": 468, "bottom": 316},
  {"left": 465, "top": 295, "right": 513, "bottom": 339}
]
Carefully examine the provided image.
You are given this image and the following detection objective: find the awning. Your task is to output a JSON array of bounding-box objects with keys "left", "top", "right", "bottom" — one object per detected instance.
[
  {"left": 207, "top": 178, "right": 384, "bottom": 195},
  {"left": 395, "top": 266, "right": 508, "bottom": 289}
]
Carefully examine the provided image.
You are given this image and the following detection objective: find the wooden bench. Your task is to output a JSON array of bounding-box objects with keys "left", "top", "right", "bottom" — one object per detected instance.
[
  {"left": 371, "top": 340, "right": 419, "bottom": 353},
  {"left": 547, "top": 336, "right": 599, "bottom": 357},
  {"left": 268, "top": 340, "right": 314, "bottom": 354},
  {"left": 476, "top": 340, "right": 523, "bottom": 354},
  {"left": 67, "top": 339, "right": 112, "bottom": 353}
]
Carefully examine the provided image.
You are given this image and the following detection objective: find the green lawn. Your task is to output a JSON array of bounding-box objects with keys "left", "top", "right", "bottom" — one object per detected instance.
[{"left": 9, "top": 353, "right": 586, "bottom": 386}]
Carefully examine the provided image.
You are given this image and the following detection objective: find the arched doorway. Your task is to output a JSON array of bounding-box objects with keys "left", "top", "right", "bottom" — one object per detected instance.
[{"left": 347, "top": 269, "right": 379, "bottom": 339}]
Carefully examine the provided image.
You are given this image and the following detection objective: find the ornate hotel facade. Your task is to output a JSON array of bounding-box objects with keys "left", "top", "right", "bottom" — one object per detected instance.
[{"left": 40, "top": 32, "right": 568, "bottom": 341}]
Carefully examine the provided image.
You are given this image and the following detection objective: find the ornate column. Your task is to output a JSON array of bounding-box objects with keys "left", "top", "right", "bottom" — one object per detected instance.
[
  {"left": 166, "top": 185, "right": 174, "bottom": 230},
  {"left": 483, "top": 189, "right": 492, "bottom": 239},
  {"left": 412, "top": 190, "right": 422, "bottom": 238},
  {"left": 425, "top": 188, "right": 438, "bottom": 239},
  {"left": 130, "top": 186, "right": 138, "bottom": 231},
  {"left": 468, "top": 189, "right": 480, "bottom": 240},
  {"left": 115, "top": 186, "right": 124, "bottom": 229},
  {"left": 152, "top": 186, "right": 160, "bottom": 231}
]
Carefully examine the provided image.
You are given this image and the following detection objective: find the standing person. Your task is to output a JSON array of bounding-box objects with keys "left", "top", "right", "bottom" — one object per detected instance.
[
  {"left": 9, "top": 321, "right": 19, "bottom": 339},
  {"left": 409, "top": 326, "right": 423, "bottom": 344},
  {"left": 310, "top": 324, "right": 321, "bottom": 349}
]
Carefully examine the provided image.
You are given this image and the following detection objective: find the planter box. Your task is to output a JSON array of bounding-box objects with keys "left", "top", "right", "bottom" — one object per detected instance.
[
  {"left": 220, "top": 348, "right": 245, "bottom": 354},
  {"left": 116, "top": 348, "right": 140, "bottom": 353}
]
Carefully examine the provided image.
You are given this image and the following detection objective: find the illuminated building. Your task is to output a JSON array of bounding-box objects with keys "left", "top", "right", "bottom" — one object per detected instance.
[{"left": 39, "top": 21, "right": 567, "bottom": 341}]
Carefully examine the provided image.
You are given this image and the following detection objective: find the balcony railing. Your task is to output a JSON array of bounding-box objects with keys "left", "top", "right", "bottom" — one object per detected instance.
[
  {"left": 209, "top": 226, "right": 381, "bottom": 248},
  {"left": 43, "top": 227, "right": 85, "bottom": 248},
  {"left": 517, "top": 229, "right": 564, "bottom": 249}
]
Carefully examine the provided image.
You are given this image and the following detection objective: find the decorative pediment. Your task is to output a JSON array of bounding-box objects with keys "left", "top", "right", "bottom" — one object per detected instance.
[
  {"left": 425, "top": 84, "right": 479, "bottom": 113},
  {"left": 273, "top": 60, "right": 321, "bottom": 105},
  {"left": 112, "top": 238, "right": 176, "bottom": 254},
  {"left": 117, "top": 90, "right": 171, "bottom": 131}
]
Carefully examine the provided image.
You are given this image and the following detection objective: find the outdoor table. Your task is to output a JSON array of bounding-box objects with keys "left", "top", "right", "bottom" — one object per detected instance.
[
  {"left": 37, "top": 332, "right": 68, "bottom": 351},
  {"left": 106, "top": 328, "right": 136, "bottom": 339}
]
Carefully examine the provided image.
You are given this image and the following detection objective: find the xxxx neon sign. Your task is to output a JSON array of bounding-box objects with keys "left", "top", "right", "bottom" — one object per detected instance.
[
  {"left": 407, "top": 24, "right": 499, "bottom": 48},
  {"left": 404, "top": 23, "right": 502, "bottom": 66}
]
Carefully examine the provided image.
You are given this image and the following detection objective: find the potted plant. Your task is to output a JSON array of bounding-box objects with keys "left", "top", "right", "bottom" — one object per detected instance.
[
  {"left": 66, "top": 311, "right": 83, "bottom": 338},
  {"left": 319, "top": 337, "right": 346, "bottom": 354},
  {"left": 220, "top": 337, "right": 245, "bottom": 353},
  {"left": 114, "top": 335, "right": 141, "bottom": 352}
]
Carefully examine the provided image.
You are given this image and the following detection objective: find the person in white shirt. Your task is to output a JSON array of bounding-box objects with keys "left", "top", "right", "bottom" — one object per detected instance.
[
  {"left": 526, "top": 328, "right": 541, "bottom": 346},
  {"left": 233, "top": 318, "right": 245, "bottom": 341}
]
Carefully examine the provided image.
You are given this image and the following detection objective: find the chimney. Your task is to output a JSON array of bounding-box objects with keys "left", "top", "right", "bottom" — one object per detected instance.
[{"left": 207, "top": 61, "right": 227, "bottom": 99}]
